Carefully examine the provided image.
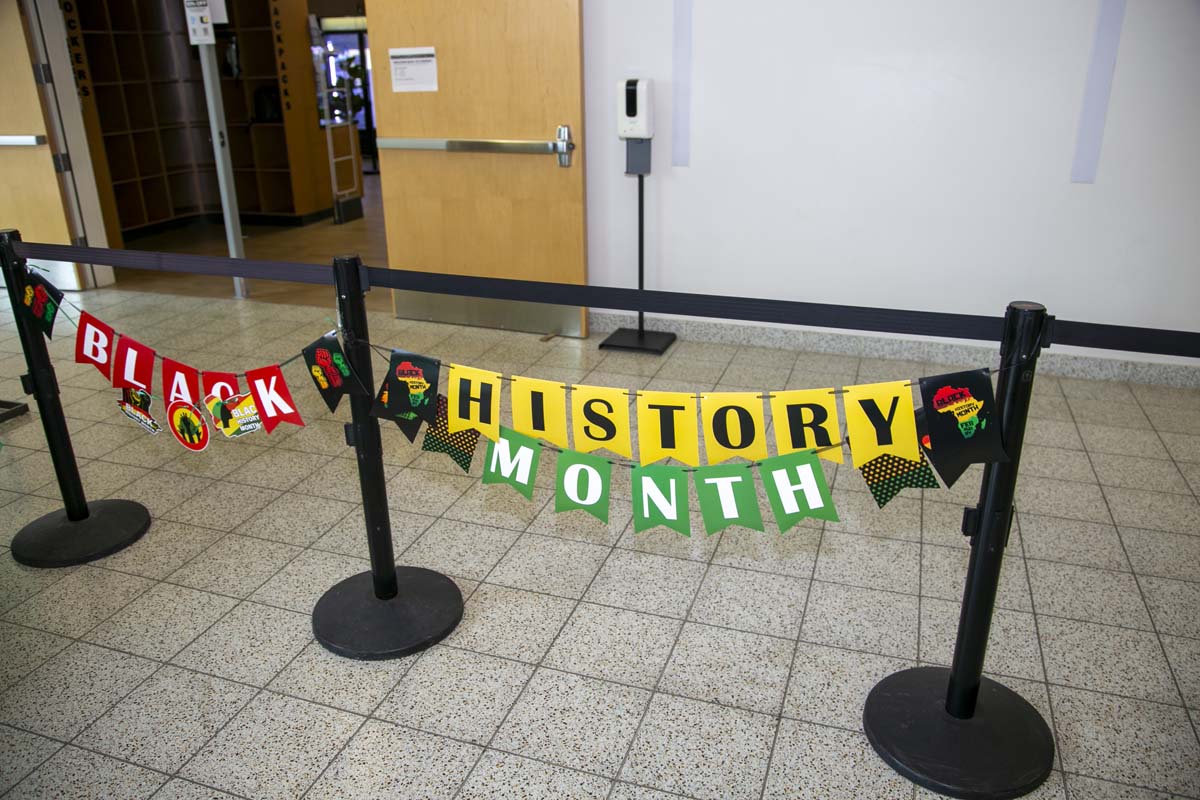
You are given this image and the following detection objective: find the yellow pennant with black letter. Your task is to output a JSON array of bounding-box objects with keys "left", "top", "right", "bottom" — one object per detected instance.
[
  {"left": 769, "top": 388, "right": 843, "bottom": 464},
  {"left": 510, "top": 376, "right": 569, "bottom": 448},
  {"left": 447, "top": 363, "right": 502, "bottom": 441},
  {"left": 700, "top": 391, "right": 768, "bottom": 464},
  {"left": 570, "top": 384, "right": 633, "bottom": 458},
  {"left": 842, "top": 380, "right": 918, "bottom": 466},
  {"left": 636, "top": 390, "right": 700, "bottom": 466}
]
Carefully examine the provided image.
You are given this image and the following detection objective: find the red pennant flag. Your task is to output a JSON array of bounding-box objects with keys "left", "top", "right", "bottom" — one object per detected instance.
[
  {"left": 245, "top": 364, "right": 304, "bottom": 433},
  {"left": 75, "top": 311, "right": 115, "bottom": 379},
  {"left": 201, "top": 371, "right": 240, "bottom": 402},
  {"left": 162, "top": 358, "right": 201, "bottom": 406},
  {"left": 112, "top": 334, "right": 155, "bottom": 392}
]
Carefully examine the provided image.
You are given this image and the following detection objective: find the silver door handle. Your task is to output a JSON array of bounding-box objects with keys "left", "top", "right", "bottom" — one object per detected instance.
[
  {"left": 0, "top": 135, "right": 48, "bottom": 146},
  {"left": 377, "top": 124, "right": 576, "bottom": 167}
]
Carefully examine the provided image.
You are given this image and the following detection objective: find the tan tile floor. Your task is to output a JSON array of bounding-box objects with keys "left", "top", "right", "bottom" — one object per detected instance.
[{"left": 1, "top": 288, "right": 1199, "bottom": 799}]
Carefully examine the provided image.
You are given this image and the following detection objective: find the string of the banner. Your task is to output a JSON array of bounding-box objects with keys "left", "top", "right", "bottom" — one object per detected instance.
[
  {"left": 28, "top": 262, "right": 999, "bottom": 475},
  {"left": 37, "top": 274, "right": 305, "bottom": 377}
]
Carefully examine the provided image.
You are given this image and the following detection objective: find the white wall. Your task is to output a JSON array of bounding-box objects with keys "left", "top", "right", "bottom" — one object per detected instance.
[{"left": 582, "top": 0, "right": 1200, "bottom": 334}]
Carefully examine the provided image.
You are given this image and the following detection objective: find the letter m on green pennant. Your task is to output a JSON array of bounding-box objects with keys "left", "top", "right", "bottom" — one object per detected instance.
[
  {"left": 482, "top": 426, "right": 541, "bottom": 499},
  {"left": 759, "top": 450, "right": 839, "bottom": 532}
]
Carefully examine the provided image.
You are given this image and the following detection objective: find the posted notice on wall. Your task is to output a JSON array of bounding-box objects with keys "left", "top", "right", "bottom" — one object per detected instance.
[
  {"left": 389, "top": 47, "right": 438, "bottom": 93},
  {"left": 182, "top": 0, "right": 225, "bottom": 44}
]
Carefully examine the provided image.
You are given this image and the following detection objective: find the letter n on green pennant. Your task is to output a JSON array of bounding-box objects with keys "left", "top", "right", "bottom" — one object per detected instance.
[
  {"left": 631, "top": 464, "right": 690, "bottom": 537},
  {"left": 482, "top": 426, "right": 541, "bottom": 499},
  {"left": 694, "top": 464, "right": 763, "bottom": 535},
  {"left": 555, "top": 449, "right": 612, "bottom": 523},
  {"left": 759, "top": 450, "right": 839, "bottom": 532}
]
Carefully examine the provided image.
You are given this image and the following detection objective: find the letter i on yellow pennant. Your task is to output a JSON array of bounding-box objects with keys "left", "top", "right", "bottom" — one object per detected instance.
[{"left": 447, "top": 364, "right": 502, "bottom": 441}]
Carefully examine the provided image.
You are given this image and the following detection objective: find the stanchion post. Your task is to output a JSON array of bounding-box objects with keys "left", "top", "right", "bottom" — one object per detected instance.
[
  {"left": 0, "top": 229, "right": 150, "bottom": 567},
  {"left": 862, "top": 301, "right": 1054, "bottom": 800},
  {"left": 331, "top": 254, "right": 398, "bottom": 599},
  {"left": 1, "top": 229, "right": 89, "bottom": 521},
  {"left": 311, "top": 254, "right": 463, "bottom": 660},
  {"left": 946, "top": 301, "right": 1048, "bottom": 718}
]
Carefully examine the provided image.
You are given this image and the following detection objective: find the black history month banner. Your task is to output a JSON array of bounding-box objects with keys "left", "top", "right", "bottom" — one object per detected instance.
[{"left": 20, "top": 267, "right": 1012, "bottom": 538}]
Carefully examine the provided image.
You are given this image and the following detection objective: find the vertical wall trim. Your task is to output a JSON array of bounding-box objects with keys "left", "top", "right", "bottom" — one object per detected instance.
[{"left": 1070, "top": 0, "right": 1126, "bottom": 184}]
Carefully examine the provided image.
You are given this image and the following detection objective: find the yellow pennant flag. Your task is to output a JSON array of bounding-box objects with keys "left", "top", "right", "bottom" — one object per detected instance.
[
  {"left": 447, "top": 363, "right": 502, "bottom": 441},
  {"left": 700, "top": 392, "right": 768, "bottom": 464},
  {"left": 571, "top": 384, "right": 633, "bottom": 458},
  {"left": 636, "top": 391, "right": 701, "bottom": 466},
  {"left": 770, "top": 389, "right": 843, "bottom": 464},
  {"left": 842, "top": 380, "right": 919, "bottom": 466},
  {"left": 510, "top": 375, "right": 569, "bottom": 448}
]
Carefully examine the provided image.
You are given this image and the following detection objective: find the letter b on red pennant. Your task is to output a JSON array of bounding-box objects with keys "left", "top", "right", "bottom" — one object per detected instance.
[
  {"left": 75, "top": 311, "right": 115, "bottom": 379},
  {"left": 246, "top": 365, "right": 304, "bottom": 433}
]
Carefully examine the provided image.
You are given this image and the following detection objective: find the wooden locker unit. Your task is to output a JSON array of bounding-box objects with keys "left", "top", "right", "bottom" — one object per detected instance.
[{"left": 72, "top": 0, "right": 335, "bottom": 240}]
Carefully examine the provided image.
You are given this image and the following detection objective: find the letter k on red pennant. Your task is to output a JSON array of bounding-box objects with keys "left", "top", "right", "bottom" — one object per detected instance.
[{"left": 245, "top": 365, "right": 304, "bottom": 433}]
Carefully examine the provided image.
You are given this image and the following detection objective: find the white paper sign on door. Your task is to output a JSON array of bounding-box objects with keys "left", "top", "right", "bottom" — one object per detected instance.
[{"left": 389, "top": 47, "right": 438, "bottom": 93}]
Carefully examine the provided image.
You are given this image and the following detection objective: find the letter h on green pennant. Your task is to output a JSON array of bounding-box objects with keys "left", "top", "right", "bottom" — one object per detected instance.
[
  {"left": 694, "top": 464, "right": 764, "bottom": 535},
  {"left": 555, "top": 449, "right": 612, "bottom": 523},
  {"left": 631, "top": 464, "right": 690, "bottom": 537},
  {"left": 759, "top": 449, "right": 839, "bottom": 532},
  {"left": 482, "top": 426, "right": 541, "bottom": 499}
]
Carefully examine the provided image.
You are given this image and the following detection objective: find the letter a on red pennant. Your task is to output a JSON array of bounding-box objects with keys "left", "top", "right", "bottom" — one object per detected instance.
[
  {"left": 112, "top": 335, "right": 155, "bottom": 392},
  {"left": 246, "top": 365, "right": 304, "bottom": 433},
  {"left": 162, "top": 358, "right": 201, "bottom": 405},
  {"left": 75, "top": 311, "right": 115, "bottom": 379}
]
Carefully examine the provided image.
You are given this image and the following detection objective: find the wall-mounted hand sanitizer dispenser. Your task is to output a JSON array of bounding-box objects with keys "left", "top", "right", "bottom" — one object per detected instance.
[{"left": 618, "top": 79, "right": 653, "bottom": 139}]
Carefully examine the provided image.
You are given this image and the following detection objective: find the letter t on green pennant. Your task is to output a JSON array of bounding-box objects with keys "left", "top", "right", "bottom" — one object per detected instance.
[
  {"left": 555, "top": 449, "right": 612, "bottom": 523},
  {"left": 482, "top": 426, "right": 541, "bottom": 499},
  {"left": 759, "top": 449, "right": 839, "bottom": 532},
  {"left": 694, "top": 464, "right": 764, "bottom": 534},
  {"left": 631, "top": 464, "right": 690, "bottom": 537}
]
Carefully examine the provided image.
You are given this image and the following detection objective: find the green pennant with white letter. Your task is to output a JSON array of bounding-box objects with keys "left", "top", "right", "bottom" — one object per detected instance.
[
  {"left": 555, "top": 449, "right": 612, "bottom": 523},
  {"left": 482, "top": 426, "right": 541, "bottom": 499},
  {"left": 631, "top": 464, "right": 690, "bottom": 536},
  {"left": 759, "top": 449, "right": 839, "bottom": 532},
  {"left": 694, "top": 464, "right": 764, "bottom": 534}
]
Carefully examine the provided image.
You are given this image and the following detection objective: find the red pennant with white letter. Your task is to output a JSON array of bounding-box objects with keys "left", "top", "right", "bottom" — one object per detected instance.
[
  {"left": 201, "top": 371, "right": 240, "bottom": 402},
  {"left": 162, "top": 358, "right": 201, "bottom": 406},
  {"left": 112, "top": 334, "right": 155, "bottom": 392},
  {"left": 245, "top": 365, "right": 304, "bottom": 433},
  {"left": 75, "top": 311, "right": 115, "bottom": 379}
]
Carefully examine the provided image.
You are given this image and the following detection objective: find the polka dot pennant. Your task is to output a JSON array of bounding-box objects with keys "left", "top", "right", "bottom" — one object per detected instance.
[{"left": 860, "top": 451, "right": 939, "bottom": 508}]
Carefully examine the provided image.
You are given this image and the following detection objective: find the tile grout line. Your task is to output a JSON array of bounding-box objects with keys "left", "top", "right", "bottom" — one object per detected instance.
[{"left": 1069, "top": 393, "right": 1200, "bottom": 754}]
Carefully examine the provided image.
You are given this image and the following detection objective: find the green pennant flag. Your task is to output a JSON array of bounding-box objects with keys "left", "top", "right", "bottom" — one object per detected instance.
[
  {"left": 482, "top": 426, "right": 541, "bottom": 499},
  {"left": 694, "top": 464, "right": 764, "bottom": 535},
  {"left": 759, "top": 449, "right": 839, "bottom": 532},
  {"left": 631, "top": 464, "right": 690, "bottom": 537},
  {"left": 555, "top": 449, "right": 612, "bottom": 523}
]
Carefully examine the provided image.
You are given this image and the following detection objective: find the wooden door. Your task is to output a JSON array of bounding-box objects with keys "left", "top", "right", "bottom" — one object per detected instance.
[{"left": 366, "top": 0, "right": 587, "bottom": 336}]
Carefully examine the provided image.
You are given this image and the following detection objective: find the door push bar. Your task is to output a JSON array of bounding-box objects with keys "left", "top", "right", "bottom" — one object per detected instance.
[{"left": 377, "top": 124, "right": 575, "bottom": 167}]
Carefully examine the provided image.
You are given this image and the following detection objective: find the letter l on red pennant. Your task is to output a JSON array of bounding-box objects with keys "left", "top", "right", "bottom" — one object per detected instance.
[{"left": 245, "top": 365, "right": 304, "bottom": 433}]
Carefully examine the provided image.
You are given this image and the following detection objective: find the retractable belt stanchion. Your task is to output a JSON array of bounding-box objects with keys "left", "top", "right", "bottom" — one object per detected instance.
[
  {"left": 0, "top": 229, "right": 151, "bottom": 567},
  {"left": 863, "top": 301, "right": 1054, "bottom": 800},
  {"left": 311, "top": 254, "right": 463, "bottom": 659}
]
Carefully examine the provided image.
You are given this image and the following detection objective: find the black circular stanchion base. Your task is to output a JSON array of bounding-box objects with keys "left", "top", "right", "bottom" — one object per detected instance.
[
  {"left": 11, "top": 499, "right": 151, "bottom": 568},
  {"left": 863, "top": 666, "right": 1054, "bottom": 800},
  {"left": 312, "top": 567, "right": 464, "bottom": 660}
]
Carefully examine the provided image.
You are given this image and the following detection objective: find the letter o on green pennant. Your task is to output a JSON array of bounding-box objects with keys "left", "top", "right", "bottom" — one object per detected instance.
[
  {"left": 759, "top": 449, "right": 839, "bottom": 532},
  {"left": 555, "top": 449, "right": 612, "bottom": 523},
  {"left": 482, "top": 426, "right": 541, "bottom": 499},
  {"left": 631, "top": 464, "right": 690, "bottom": 537}
]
